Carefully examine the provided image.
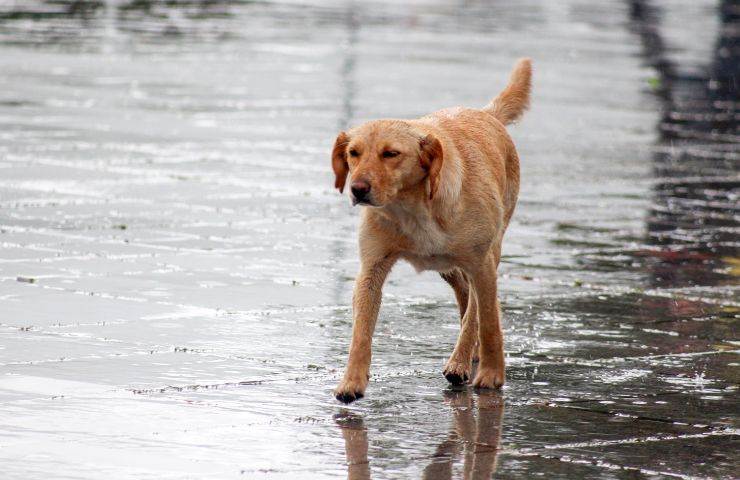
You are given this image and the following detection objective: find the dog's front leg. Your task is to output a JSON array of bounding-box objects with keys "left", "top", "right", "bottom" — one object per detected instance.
[
  {"left": 334, "top": 252, "right": 397, "bottom": 403},
  {"left": 468, "top": 255, "right": 505, "bottom": 389}
]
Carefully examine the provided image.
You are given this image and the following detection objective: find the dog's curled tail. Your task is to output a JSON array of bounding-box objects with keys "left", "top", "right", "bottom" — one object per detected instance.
[{"left": 484, "top": 58, "right": 532, "bottom": 125}]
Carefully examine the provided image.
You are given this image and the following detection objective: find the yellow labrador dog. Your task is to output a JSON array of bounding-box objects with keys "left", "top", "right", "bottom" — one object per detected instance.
[{"left": 331, "top": 59, "right": 531, "bottom": 403}]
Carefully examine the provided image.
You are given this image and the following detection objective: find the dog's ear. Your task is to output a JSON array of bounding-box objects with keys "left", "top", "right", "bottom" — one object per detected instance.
[
  {"left": 419, "top": 134, "right": 444, "bottom": 200},
  {"left": 331, "top": 131, "right": 350, "bottom": 193}
]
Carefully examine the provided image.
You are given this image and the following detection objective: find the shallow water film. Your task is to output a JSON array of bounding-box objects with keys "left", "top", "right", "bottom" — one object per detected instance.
[{"left": 0, "top": 0, "right": 738, "bottom": 478}]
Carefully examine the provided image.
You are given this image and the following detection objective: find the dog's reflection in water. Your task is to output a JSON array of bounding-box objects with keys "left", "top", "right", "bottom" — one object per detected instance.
[
  {"left": 335, "top": 410, "right": 372, "bottom": 480},
  {"left": 335, "top": 389, "right": 504, "bottom": 480},
  {"left": 422, "top": 390, "right": 504, "bottom": 479}
]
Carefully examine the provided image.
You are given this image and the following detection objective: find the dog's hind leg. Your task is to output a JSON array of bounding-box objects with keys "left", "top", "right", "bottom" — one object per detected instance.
[
  {"left": 443, "top": 272, "right": 478, "bottom": 385},
  {"left": 440, "top": 269, "right": 469, "bottom": 319}
]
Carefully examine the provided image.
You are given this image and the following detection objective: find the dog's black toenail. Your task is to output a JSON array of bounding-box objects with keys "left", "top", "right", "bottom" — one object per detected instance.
[
  {"left": 445, "top": 372, "right": 466, "bottom": 386},
  {"left": 336, "top": 391, "right": 363, "bottom": 404},
  {"left": 336, "top": 392, "right": 355, "bottom": 403}
]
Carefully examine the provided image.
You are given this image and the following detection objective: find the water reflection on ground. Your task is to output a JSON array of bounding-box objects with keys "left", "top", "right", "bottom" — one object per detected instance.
[
  {"left": 0, "top": 0, "right": 737, "bottom": 478},
  {"left": 336, "top": 388, "right": 504, "bottom": 480},
  {"left": 631, "top": 0, "right": 739, "bottom": 291}
]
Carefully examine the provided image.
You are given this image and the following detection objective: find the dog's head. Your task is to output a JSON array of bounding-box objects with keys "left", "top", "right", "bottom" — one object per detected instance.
[{"left": 331, "top": 120, "right": 443, "bottom": 207}]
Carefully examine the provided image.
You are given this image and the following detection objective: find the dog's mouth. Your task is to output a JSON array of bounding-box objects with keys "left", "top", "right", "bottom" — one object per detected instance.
[
  {"left": 352, "top": 197, "right": 375, "bottom": 207},
  {"left": 351, "top": 196, "right": 377, "bottom": 207}
]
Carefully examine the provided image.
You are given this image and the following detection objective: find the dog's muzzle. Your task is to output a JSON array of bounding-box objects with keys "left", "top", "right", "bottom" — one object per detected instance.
[{"left": 350, "top": 180, "right": 372, "bottom": 206}]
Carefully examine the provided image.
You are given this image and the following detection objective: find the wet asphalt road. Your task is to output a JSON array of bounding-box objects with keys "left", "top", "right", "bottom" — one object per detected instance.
[{"left": 0, "top": 0, "right": 738, "bottom": 478}]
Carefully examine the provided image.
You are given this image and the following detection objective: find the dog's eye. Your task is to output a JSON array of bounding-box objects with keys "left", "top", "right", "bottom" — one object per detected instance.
[
  {"left": 349, "top": 149, "right": 359, "bottom": 157},
  {"left": 382, "top": 150, "right": 400, "bottom": 158}
]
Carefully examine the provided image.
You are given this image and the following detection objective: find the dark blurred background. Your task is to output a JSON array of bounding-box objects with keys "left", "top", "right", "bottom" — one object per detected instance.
[{"left": 0, "top": 1, "right": 737, "bottom": 479}]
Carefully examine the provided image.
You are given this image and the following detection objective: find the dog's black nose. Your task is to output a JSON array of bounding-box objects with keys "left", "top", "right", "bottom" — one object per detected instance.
[{"left": 351, "top": 180, "right": 371, "bottom": 202}]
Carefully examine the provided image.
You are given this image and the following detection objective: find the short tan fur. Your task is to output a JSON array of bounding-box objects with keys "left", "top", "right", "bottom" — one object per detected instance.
[{"left": 331, "top": 58, "right": 532, "bottom": 402}]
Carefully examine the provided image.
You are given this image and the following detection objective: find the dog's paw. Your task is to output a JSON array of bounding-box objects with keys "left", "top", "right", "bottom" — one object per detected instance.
[
  {"left": 472, "top": 366, "right": 505, "bottom": 389},
  {"left": 334, "top": 376, "right": 368, "bottom": 404},
  {"left": 443, "top": 358, "right": 471, "bottom": 386}
]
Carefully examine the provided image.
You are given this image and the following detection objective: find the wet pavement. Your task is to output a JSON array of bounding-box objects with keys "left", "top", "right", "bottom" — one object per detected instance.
[{"left": 0, "top": 0, "right": 738, "bottom": 478}]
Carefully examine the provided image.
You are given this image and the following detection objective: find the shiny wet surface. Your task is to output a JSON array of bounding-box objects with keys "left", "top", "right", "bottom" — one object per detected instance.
[{"left": 0, "top": 0, "right": 738, "bottom": 478}]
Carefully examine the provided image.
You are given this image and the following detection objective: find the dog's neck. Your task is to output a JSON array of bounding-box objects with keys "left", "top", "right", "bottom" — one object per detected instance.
[
  {"left": 378, "top": 152, "right": 463, "bottom": 237},
  {"left": 379, "top": 197, "right": 449, "bottom": 256}
]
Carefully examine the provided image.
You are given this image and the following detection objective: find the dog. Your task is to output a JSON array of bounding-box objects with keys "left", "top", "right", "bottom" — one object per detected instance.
[{"left": 331, "top": 58, "right": 532, "bottom": 403}]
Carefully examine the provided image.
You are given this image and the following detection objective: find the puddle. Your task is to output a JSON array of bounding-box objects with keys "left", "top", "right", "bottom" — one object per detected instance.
[{"left": 0, "top": 0, "right": 737, "bottom": 478}]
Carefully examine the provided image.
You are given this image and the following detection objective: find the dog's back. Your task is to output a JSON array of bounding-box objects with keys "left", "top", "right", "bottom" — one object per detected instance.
[{"left": 422, "top": 58, "right": 532, "bottom": 228}]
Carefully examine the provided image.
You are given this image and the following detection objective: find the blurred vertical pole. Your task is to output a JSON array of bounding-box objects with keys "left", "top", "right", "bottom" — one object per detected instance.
[
  {"left": 102, "top": 0, "right": 119, "bottom": 53},
  {"left": 331, "top": 2, "right": 359, "bottom": 307},
  {"left": 338, "top": 3, "right": 358, "bottom": 132}
]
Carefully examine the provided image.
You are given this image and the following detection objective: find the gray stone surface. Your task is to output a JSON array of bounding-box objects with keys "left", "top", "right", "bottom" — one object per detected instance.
[{"left": 0, "top": 0, "right": 737, "bottom": 478}]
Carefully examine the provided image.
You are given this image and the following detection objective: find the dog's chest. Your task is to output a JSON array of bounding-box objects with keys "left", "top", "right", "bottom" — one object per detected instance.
[
  {"left": 393, "top": 210, "right": 455, "bottom": 272},
  {"left": 402, "top": 251, "right": 456, "bottom": 273}
]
